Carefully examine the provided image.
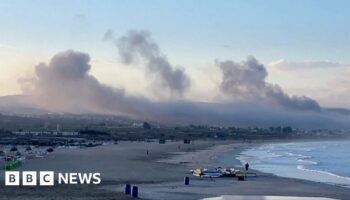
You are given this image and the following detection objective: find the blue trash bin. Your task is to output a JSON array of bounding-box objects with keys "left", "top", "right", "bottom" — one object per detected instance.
[
  {"left": 132, "top": 186, "right": 138, "bottom": 198},
  {"left": 184, "top": 176, "right": 190, "bottom": 185},
  {"left": 125, "top": 184, "right": 131, "bottom": 195}
]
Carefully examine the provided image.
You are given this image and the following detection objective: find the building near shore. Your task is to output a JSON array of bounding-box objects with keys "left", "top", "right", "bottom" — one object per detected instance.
[{"left": 13, "top": 131, "right": 79, "bottom": 136}]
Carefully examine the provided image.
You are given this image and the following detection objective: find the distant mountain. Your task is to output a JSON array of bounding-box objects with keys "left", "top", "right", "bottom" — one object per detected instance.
[
  {"left": 2, "top": 95, "right": 350, "bottom": 128},
  {"left": 0, "top": 95, "right": 49, "bottom": 115},
  {"left": 325, "top": 108, "right": 350, "bottom": 115}
]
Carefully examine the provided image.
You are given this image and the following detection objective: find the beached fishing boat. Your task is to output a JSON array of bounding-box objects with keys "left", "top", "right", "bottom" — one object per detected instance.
[
  {"left": 192, "top": 168, "right": 224, "bottom": 178},
  {"left": 221, "top": 168, "right": 239, "bottom": 177},
  {"left": 192, "top": 167, "right": 239, "bottom": 178}
]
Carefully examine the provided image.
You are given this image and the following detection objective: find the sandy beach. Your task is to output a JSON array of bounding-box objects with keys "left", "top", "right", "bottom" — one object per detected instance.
[{"left": 0, "top": 140, "right": 349, "bottom": 200}]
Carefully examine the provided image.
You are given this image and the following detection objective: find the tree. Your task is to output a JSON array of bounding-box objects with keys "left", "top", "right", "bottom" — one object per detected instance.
[
  {"left": 143, "top": 122, "right": 151, "bottom": 129},
  {"left": 283, "top": 126, "right": 293, "bottom": 133}
]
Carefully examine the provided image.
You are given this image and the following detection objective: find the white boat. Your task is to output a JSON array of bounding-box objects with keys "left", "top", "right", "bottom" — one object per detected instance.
[
  {"left": 192, "top": 167, "right": 239, "bottom": 178},
  {"left": 192, "top": 168, "right": 223, "bottom": 178}
]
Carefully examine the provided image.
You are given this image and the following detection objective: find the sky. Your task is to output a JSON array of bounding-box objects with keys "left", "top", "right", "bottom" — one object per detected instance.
[{"left": 1, "top": 0, "right": 350, "bottom": 110}]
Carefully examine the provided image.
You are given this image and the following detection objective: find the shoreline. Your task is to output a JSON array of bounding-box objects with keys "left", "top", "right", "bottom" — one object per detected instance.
[
  {"left": 0, "top": 140, "right": 349, "bottom": 199},
  {"left": 133, "top": 140, "right": 350, "bottom": 200},
  {"left": 232, "top": 140, "right": 350, "bottom": 189}
]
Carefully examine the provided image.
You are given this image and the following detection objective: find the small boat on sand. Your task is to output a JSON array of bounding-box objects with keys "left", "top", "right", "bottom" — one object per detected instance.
[
  {"left": 193, "top": 168, "right": 222, "bottom": 178},
  {"left": 192, "top": 167, "right": 239, "bottom": 178}
]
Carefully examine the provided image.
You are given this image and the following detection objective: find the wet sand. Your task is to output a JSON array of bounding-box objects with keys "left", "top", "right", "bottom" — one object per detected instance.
[{"left": 0, "top": 140, "right": 349, "bottom": 200}]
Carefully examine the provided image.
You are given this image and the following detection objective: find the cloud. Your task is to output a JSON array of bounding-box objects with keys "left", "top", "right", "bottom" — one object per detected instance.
[
  {"left": 268, "top": 59, "right": 350, "bottom": 70},
  {"left": 217, "top": 56, "right": 321, "bottom": 111},
  {"left": 105, "top": 30, "right": 191, "bottom": 97}
]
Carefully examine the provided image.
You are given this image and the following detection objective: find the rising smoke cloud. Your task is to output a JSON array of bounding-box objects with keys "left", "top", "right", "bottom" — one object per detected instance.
[
  {"left": 19, "top": 50, "right": 153, "bottom": 117},
  {"left": 105, "top": 30, "right": 191, "bottom": 97},
  {"left": 217, "top": 56, "right": 321, "bottom": 111},
  {"left": 14, "top": 32, "right": 350, "bottom": 128}
]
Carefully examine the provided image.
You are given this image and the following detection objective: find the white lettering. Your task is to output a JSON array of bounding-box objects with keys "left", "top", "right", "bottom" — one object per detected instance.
[
  {"left": 78, "top": 173, "right": 92, "bottom": 184},
  {"left": 5, "top": 171, "right": 19, "bottom": 186},
  {"left": 39, "top": 171, "right": 54, "bottom": 186},
  {"left": 22, "top": 171, "right": 37, "bottom": 186},
  {"left": 69, "top": 173, "right": 78, "bottom": 184},
  {"left": 58, "top": 173, "right": 69, "bottom": 184},
  {"left": 92, "top": 173, "right": 101, "bottom": 185}
]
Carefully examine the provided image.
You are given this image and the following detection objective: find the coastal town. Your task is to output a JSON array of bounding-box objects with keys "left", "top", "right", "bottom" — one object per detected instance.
[
  {"left": 1, "top": 113, "right": 348, "bottom": 143},
  {"left": 1, "top": 112, "right": 349, "bottom": 174}
]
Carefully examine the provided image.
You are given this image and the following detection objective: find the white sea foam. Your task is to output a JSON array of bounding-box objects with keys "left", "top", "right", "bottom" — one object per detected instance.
[
  {"left": 285, "top": 152, "right": 308, "bottom": 158},
  {"left": 233, "top": 140, "right": 350, "bottom": 188},
  {"left": 297, "top": 165, "right": 350, "bottom": 181},
  {"left": 297, "top": 159, "right": 318, "bottom": 165},
  {"left": 202, "top": 196, "right": 338, "bottom": 200}
]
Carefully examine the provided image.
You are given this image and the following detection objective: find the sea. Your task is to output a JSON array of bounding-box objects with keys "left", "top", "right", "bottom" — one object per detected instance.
[{"left": 218, "top": 140, "right": 350, "bottom": 188}]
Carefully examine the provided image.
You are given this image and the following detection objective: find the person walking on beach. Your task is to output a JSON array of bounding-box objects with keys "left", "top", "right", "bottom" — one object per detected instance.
[{"left": 245, "top": 163, "right": 249, "bottom": 171}]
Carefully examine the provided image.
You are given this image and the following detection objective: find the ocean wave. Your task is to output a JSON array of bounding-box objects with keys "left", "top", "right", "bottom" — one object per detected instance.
[
  {"left": 299, "top": 155, "right": 313, "bottom": 159},
  {"left": 297, "top": 159, "right": 318, "bottom": 165},
  {"left": 297, "top": 165, "right": 350, "bottom": 181},
  {"left": 266, "top": 152, "right": 283, "bottom": 158},
  {"left": 233, "top": 141, "right": 350, "bottom": 188},
  {"left": 236, "top": 155, "right": 255, "bottom": 163},
  {"left": 285, "top": 151, "right": 308, "bottom": 158},
  {"left": 285, "top": 152, "right": 295, "bottom": 156}
]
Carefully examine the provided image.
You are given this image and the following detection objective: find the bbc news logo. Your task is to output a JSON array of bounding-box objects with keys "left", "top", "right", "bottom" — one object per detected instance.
[{"left": 5, "top": 171, "right": 101, "bottom": 186}]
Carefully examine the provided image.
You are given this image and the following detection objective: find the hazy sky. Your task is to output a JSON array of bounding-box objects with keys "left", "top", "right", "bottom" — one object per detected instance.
[{"left": 1, "top": 0, "right": 350, "bottom": 108}]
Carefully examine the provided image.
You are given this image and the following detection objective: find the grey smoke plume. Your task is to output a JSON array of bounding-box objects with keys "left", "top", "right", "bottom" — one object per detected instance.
[
  {"left": 19, "top": 50, "right": 152, "bottom": 117},
  {"left": 103, "top": 29, "right": 114, "bottom": 41},
  {"left": 16, "top": 50, "right": 350, "bottom": 128},
  {"left": 106, "top": 30, "right": 190, "bottom": 96},
  {"left": 218, "top": 56, "right": 321, "bottom": 111}
]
